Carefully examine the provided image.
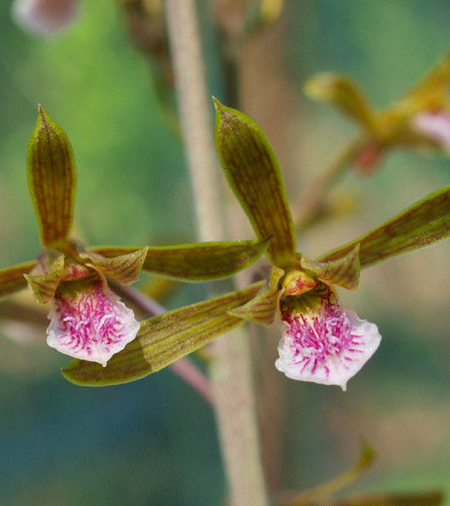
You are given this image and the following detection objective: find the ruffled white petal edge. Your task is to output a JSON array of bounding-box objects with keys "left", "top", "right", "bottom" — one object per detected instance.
[
  {"left": 275, "top": 306, "right": 381, "bottom": 390},
  {"left": 47, "top": 283, "right": 140, "bottom": 367}
]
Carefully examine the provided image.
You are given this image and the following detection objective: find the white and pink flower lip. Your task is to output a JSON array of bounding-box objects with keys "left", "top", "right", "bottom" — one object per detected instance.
[
  {"left": 412, "top": 110, "right": 450, "bottom": 153},
  {"left": 47, "top": 280, "right": 140, "bottom": 367},
  {"left": 275, "top": 299, "right": 381, "bottom": 390},
  {"left": 12, "top": 0, "right": 79, "bottom": 37}
]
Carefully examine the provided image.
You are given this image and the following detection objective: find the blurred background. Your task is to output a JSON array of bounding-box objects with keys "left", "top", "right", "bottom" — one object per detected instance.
[{"left": 0, "top": 0, "right": 449, "bottom": 505}]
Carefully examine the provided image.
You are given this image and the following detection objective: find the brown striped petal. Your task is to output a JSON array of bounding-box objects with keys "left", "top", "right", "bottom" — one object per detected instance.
[
  {"left": 214, "top": 99, "right": 296, "bottom": 266},
  {"left": 301, "top": 245, "right": 360, "bottom": 290},
  {"left": 229, "top": 266, "right": 284, "bottom": 326},
  {"left": 87, "top": 238, "right": 269, "bottom": 282},
  {"left": 0, "top": 261, "right": 37, "bottom": 301},
  {"left": 86, "top": 247, "right": 149, "bottom": 285},
  {"left": 61, "top": 281, "right": 265, "bottom": 386},
  {"left": 27, "top": 106, "right": 77, "bottom": 246},
  {"left": 317, "top": 185, "right": 450, "bottom": 269},
  {"left": 24, "top": 253, "right": 65, "bottom": 304}
]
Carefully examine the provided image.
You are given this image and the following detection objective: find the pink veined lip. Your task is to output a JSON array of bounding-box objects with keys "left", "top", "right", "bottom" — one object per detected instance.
[
  {"left": 275, "top": 302, "right": 382, "bottom": 390},
  {"left": 46, "top": 281, "right": 140, "bottom": 366}
]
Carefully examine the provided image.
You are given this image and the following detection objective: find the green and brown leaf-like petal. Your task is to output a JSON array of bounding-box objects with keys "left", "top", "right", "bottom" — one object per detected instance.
[
  {"left": 229, "top": 266, "right": 284, "bottom": 326},
  {"left": 27, "top": 106, "right": 77, "bottom": 247},
  {"left": 86, "top": 247, "right": 148, "bottom": 285},
  {"left": 318, "top": 186, "right": 450, "bottom": 268},
  {"left": 24, "top": 253, "right": 65, "bottom": 304},
  {"left": 214, "top": 99, "right": 296, "bottom": 266},
  {"left": 301, "top": 244, "right": 360, "bottom": 290},
  {"left": 88, "top": 238, "right": 269, "bottom": 281},
  {"left": 305, "top": 73, "right": 376, "bottom": 130},
  {"left": 0, "top": 261, "right": 37, "bottom": 301},
  {"left": 61, "top": 281, "right": 265, "bottom": 386}
]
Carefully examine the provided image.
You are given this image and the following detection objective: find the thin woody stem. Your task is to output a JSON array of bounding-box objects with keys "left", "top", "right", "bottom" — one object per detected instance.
[
  {"left": 165, "top": 0, "right": 223, "bottom": 242},
  {"left": 165, "top": 2, "right": 269, "bottom": 505},
  {"left": 113, "top": 282, "right": 213, "bottom": 405},
  {"left": 292, "top": 136, "right": 365, "bottom": 229}
]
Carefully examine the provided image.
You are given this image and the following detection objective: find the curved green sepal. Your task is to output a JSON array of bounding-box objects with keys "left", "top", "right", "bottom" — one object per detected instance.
[
  {"left": 88, "top": 238, "right": 270, "bottom": 281},
  {"left": 305, "top": 73, "right": 375, "bottom": 130},
  {"left": 61, "top": 281, "right": 265, "bottom": 386},
  {"left": 86, "top": 247, "right": 149, "bottom": 285},
  {"left": 318, "top": 186, "right": 450, "bottom": 268},
  {"left": 24, "top": 253, "right": 65, "bottom": 304},
  {"left": 229, "top": 266, "right": 284, "bottom": 326},
  {"left": 301, "top": 244, "right": 360, "bottom": 290},
  {"left": 214, "top": 99, "right": 296, "bottom": 266},
  {"left": 27, "top": 106, "right": 77, "bottom": 246},
  {"left": 0, "top": 261, "right": 37, "bottom": 301}
]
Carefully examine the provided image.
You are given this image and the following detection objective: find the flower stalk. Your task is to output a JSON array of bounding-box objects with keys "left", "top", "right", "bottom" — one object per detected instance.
[
  {"left": 112, "top": 282, "right": 214, "bottom": 404},
  {"left": 293, "top": 136, "right": 365, "bottom": 229}
]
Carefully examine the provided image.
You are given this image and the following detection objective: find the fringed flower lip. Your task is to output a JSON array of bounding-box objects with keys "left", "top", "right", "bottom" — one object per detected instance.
[
  {"left": 275, "top": 288, "right": 382, "bottom": 391},
  {"left": 46, "top": 275, "right": 140, "bottom": 367}
]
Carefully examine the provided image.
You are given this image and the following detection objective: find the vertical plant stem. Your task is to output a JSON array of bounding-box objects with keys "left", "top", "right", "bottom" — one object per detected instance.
[
  {"left": 165, "top": 1, "right": 269, "bottom": 505},
  {"left": 165, "top": 0, "right": 222, "bottom": 242}
]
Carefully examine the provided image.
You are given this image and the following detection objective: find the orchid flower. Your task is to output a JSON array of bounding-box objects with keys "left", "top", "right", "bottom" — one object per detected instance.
[
  {"left": 210, "top": 100, "right": 450, "bottom": 390},
  {"left": 305, "top": 51, "right": 450, "bottom": 172},
  {"left": 61, "top": 101, "right": 450, "bottom": 389},
  {"left": 12, "top": 0, "right": 79, "bottom": 37},
  {"left": 0, "top": 106, "right": 270, "bottom": 367}
]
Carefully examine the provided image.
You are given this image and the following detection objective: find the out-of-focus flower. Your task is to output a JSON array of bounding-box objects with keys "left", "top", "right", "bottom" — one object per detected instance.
[
  {"left": 412, "top": 110, "right": 450, "bottom": 153},
  {"left": 12, "top": 0, "right": 79, "bottom": 37},
  {"left": 305, "top": 51, "right": 450, "bottom": 172},
  {"left": 275, "top": 286, "right": 381, "bottom": 390}
]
